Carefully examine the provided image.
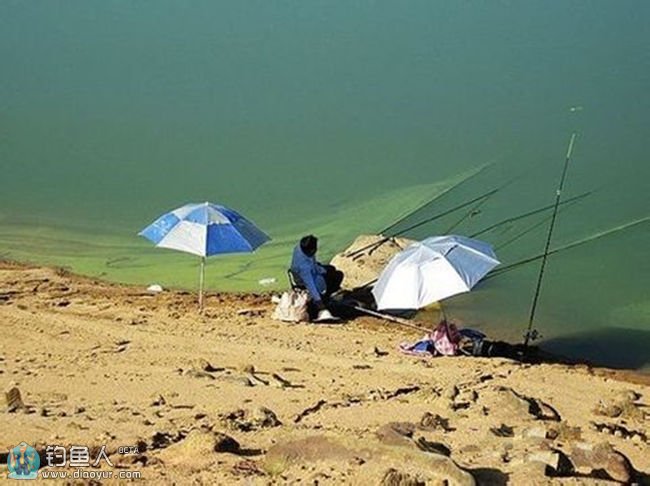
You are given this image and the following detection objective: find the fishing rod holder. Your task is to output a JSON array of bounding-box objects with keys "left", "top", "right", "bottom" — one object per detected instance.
[{"left": 524, "top": 329, "right": 541, "bottom": 343}]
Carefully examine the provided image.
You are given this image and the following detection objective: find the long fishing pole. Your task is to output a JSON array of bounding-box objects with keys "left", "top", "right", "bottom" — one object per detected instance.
[
  {"left": 485, "top": 216, "right": 650, "bottom": 280},
  {"left": 494, "top": 196, "right": 585, "bottom": 251},
  {"left": 524, "top": 133, "right": 577, "bottom": 346},
  {"left": 344, "top": 187, "right": 499, "bottom": 258},
  {"left": 443, "top": 190, "right": 493, "bottom": 234},
  {"left": 379, "top": 162, "right": 495, "bottom": 236},
  {"left": 470, "top": 191, "right": 592, "bottom": 239}
]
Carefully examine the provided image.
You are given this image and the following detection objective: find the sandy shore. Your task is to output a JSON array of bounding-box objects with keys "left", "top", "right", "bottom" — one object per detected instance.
[{"left": 1, "top": 260, "right": 648, "bottom": 484}]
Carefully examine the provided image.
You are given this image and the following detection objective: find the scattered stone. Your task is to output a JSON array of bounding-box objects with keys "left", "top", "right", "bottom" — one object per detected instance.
[
  {"left": 225, "top": 375, "right": 255, "bottom": 387},
  {"left": 414, "top": 437, "right": 451, "bottom": 456},
  {"left": 570, "top": 442, "right": 635, "bottom": 483},
  {"left": 293, "top": 399, "right": 327, "bottom": 423},
  {"left": 525, "top": 449, "right": 573, "bottom": 476},
  {"left": 214, "top": 431, "right": 241, "bottom": 453},
  {"left": 232, "top": 459, "right": 265, "bottom": 477},
  {"left": 157, "top": 430, "right": 240, "bottom": 471},
  {"left": 150, "top": 395, "right": 166, "bottom": 407},
  {"left": 510, "top": 460, "right": 551, "bottom": 482},
  {"left": 427, "top": 456, "right": 476, "bottom": 486},
  {"left": 5, "top": 386, "right": 25, "bottom": 412},
  {"left": 381, "top": 468, "right": 425, "bottom": 486},
  {"left": 236, "top": 308, "right": 264, "bottom": 317},
  {"left": 453, "top": 389, "right": 478, "bottom": 410},
  {"left": 264, "top": 436, "right": 354, "bottom": 475},
  {"left": 594, "top": 400, "right": 623, "bottom": 418},
  {"left": 222, "top": 407, "right": 281, "bottom": 432},
  {"left": 373, "top": 346, "right": 389, "bottom": 357},
  {"left": 271, "top": 373, "right": 302, "bottom": 388},
  {"left": 376, "top": 422, "right": 416, "bottom": 447},
  {"left": 445, "top": 385, "right": 459, "bottom": 401},
  {"left": 552, "top": 422, "right": 582, "bottom": 441},
  {"left": 419, "top": 413, "right": 454, "bottom": 432},
  {"left": 150, "top": 431, "right": 178, "bottom": 449},
  {"left": 191, "top": 358, "right": 223, "bottom": 373},
  {"left": 242, "top": 364, "right": 256, "bottom": 374},
  {"left": 592, "top": 422, "right": 648, "bottom": 442},
  {"left": 491, "top": 424, "right": 515, "bottom": 438},
  {"left": 184, "top": 369, "right": 216, "bottom": 380},
  {"left": 353, "top": 364, "right": 372, "bottom": 370},
  {"left": 494, "top": 386, "right": 561, "bottom": 421}
]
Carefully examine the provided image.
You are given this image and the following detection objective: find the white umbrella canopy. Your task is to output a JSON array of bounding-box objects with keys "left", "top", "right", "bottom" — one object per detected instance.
[{"left": 372, "top": 235, "right": 500, "bottom": 310}]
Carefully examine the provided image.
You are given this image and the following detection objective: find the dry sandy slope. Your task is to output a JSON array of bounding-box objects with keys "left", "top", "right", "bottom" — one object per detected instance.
[{"left": 0, "top": 261, "right": 648, "bottom": 484}]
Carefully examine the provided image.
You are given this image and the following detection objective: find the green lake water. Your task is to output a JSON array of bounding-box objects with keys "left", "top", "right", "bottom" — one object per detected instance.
[{"left": 1, "top": 1, "right": 648, "bottom": 369}]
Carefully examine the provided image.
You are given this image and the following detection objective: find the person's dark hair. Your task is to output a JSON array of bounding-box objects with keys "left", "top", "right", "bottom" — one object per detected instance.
[{"left": 300, "top": 235, "right": 318, "bottom": 256}]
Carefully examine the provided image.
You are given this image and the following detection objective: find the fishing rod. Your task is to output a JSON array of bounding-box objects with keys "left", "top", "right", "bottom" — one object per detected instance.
[
  {"left": 443, "top": 194, "right": 491, "bottom": 234},
  {"left": 441, "top": 171, "right": 528, "bottom": 235},
  {"left": 349, "top": 160, "right": 504, "bottom": 259},
  {"left": 494, "top": 196, "right": 585, "bottom": 251},
  {"left": 485, "top": 216, "right": 650, "bottom": 281},
  {"left": 379, "top": 161, "right": 496, "bottom": 236},
  {"left": 344, "top": 187, "right": 500, "bottom": 259},
  {"left": 470, "top": 191, "right": 592, "bottom": 239},
  {"left": 524, "top": 132, "right": 577, "bottom": 347}
]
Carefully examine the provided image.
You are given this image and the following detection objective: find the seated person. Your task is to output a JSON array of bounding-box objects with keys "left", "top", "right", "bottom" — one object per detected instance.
[{"left": 290, "top": 235, "right": 344, "bottom": 315}]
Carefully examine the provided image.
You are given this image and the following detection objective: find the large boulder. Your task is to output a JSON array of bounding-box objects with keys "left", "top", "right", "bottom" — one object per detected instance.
[{"left": 330, "top": 234, "right": 416, "bottom": 289}]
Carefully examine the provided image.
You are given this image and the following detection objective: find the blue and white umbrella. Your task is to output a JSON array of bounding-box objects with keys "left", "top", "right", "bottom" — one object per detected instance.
[{"left": 139, "top": 202, "right": 270, "bottom": 309}]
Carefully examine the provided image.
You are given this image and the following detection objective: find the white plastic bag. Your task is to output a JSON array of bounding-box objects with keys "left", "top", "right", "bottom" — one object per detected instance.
[{"left": 272, "top": 289, "right": 310, "bottom": 322}]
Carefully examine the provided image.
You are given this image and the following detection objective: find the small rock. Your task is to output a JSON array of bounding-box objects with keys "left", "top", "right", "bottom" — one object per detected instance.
[
  {"left": 419, "top": 413, "right": 453, "bottom": 432},
  {"left": 158, "top": 430, "right": 240, "bottom": 471},
  {"left": 376, "top": 422, "right": 416, "bottom": 447},
  {"left": 222, "top": 407, "right": 281, "bottom": 432},
  {"left": 414, "top": 437, "right": 451, "bottom": 456},
  {"left": 570, "top": 442, "right": 635, "bottom": 483},
  {"left": 381, "top": 468, "right": 425, "bottom": 486},
  {"left": 374, "top": 346, "right": 389, "bottom": 357},
  {"left": 594, "top": 400, "right": 623, "bottom": 418},
  {"left": 522, "top": 425, "right": 548, "bottom": 439},
  {"left": 491, "top": 424, "right": 515, "bottom": 438},
  {"left": 191, "top": 358, "right": 222, "bottom": 373},
  {"left": 214, "top": 431, "right": 241, "bottom": 453},
  {"left": 445, "top": 385, "right": 459, "bottom": 401},
  {"left": 5, "top": 386, "right": 24, "bottom": 412},
  {"left": 150, "top": 395, "right": 166, "bottom": 407}
]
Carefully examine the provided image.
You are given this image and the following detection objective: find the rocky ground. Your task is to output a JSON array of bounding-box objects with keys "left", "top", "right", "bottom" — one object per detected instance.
[{"left": 0, "top": 260, "right": 648, "bottom": 484}]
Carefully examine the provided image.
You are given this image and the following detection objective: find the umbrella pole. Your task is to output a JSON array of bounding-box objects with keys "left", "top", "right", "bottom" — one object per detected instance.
[{"left": 198, "top": 256, "right": 206, "bottom": 312}]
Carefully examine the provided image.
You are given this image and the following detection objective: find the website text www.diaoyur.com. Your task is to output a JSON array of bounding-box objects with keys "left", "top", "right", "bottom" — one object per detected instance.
[{"left": 40, "top": 469, "right": 142, "bottom": 480}]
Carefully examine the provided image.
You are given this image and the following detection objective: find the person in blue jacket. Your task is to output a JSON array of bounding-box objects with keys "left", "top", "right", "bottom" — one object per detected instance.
[{"left": 290, "top": 235, "right": 344, "bottom": 312}]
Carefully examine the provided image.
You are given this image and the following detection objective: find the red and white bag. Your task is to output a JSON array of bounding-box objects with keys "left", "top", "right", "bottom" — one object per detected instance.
[{"left": 431, "top": 320, "right": 461, "bottom": 356}]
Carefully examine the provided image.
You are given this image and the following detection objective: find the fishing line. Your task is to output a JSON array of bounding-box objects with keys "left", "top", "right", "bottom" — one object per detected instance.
[
  {"left": 470, "top": 191, "right": 592, "bottom": 239},
  {"left": 486, "top": 216, "right": 650, "bottom": 281},
  {"left": 378, "top": 162, "right": 496, "bottom": 237},
  {"left": 344, "top": 187, "right": 499, "bottom": 259},
  {"left": 442, "top": 172, "right": 526, "bottom": 235},
  {"left": 494, "top": 197, "right": 585, "bottom": 251}
]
